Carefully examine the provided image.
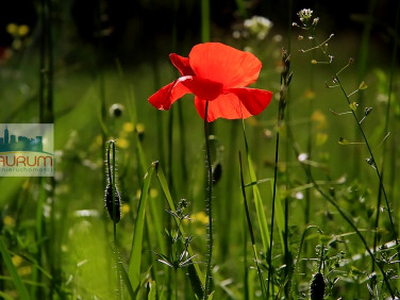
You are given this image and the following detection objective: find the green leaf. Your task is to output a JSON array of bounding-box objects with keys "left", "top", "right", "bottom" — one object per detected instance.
[
  {"left": 358, "top": 81, "right": 368, "bottom": 90},
  {"left": 349, "top": 102, "right": 358, "bottom": 111},
  {"left": 148, "top": 281, "right": 157, "bottom": 300}
]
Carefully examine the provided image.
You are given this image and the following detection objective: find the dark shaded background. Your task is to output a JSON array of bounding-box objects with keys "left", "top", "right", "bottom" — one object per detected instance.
[{"left": 0, "top": 0, "right": 396, "bottom": 65}]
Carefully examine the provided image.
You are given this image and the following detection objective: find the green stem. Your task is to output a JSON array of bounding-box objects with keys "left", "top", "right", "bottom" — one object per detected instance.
[
  {"left": 167, "top": 107, "right": 174, "bottom": 300},
  {"left": 175, "top": 268, "right": 178, "bottom": 300},
  {"left": 284, "top": 3, "right": 293, "bottom": 296},
  {"left": 267, "top": 115, "right": 280, "bottom": 298},
  {"left": 204, "top": 102, "right": 213, "bottom": 298}
]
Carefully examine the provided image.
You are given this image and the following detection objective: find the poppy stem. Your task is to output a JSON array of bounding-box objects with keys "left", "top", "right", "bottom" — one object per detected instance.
[{"left": 204, "top": 101, "right": 213, "bottom": 298}]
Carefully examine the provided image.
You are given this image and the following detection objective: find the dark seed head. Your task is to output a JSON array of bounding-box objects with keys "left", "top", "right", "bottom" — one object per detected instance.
[
  {"left": 310, "top": 272, "right": 325, "bottom": 300},
  {"left": 104, "top": 184, "right": 121, "bottom": 223},
  {"left": 212, "top": 163, "right": 222, "bottom": 186},
  {"left": 109, "top": 103, "right": 124, "bottom": 118}
]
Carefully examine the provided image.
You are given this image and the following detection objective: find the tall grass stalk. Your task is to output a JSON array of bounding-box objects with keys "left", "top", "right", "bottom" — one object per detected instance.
[
  {"left": 373, "top": 0, "right": 400, "bottom": 257},
  {"left": 266, "top": 49, "right": 292, "bottom": 298},
  {"left": 203, "top": 102, "right": 214, "bottom": 298},
  {"left": 283, "top": 1, "right": 294, "bottom": 294},
  {"left": 38, "top": 0, "right": 56, "bottom": 297}
]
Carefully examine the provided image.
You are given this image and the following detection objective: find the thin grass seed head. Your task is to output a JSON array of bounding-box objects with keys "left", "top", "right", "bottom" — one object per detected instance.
[
  {"left": 104, "top": 140, "right": 121, "bottom": 223},
  {"left": 104, "top": 184, "right": 121, "bottom": 223},
  {"left": 310, "top": 272, "right": 325, "bottom": 300}
]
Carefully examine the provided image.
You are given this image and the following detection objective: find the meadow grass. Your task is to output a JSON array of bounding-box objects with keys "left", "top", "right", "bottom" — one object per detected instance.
[{"left": 0, "top": 1, "right": 400, "bottom": 299}]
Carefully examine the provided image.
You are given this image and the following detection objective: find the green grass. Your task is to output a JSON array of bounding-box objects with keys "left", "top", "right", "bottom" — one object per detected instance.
[{"left": 0, "top": 3, "right": 400, "bottom": 299}]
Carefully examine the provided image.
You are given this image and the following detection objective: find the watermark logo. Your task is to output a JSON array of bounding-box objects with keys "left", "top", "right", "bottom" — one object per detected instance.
[{"left": 0, "top": 124, "right": 54, "bottom": 177}]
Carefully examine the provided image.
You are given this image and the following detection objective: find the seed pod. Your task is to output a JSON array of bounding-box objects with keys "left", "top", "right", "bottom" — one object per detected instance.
[
  {"left": 104, "top": 184, "right": 121, "bottom": 223},
  {"left": 310, "top": 272, "right": 325, "bottom": 300}
]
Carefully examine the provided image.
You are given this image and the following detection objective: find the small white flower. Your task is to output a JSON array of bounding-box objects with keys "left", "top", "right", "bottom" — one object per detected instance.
[
  {"left": 298, "top": 153, "right": 308, "bottom": 162},
  {"left": 298, "top": 8, "right": 313, "bottom": 20},
  {"left": 294, "top": 191, "right": 304, "bottom": 200}
]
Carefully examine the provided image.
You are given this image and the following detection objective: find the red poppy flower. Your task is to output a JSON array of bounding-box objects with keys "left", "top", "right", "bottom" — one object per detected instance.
[{"left": 148, "top": 42, "right": 273, "bottom": 122}]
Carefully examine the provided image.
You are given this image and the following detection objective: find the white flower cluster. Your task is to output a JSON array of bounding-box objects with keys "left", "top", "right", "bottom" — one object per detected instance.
[
  {"left": 298, "top": 9, "right": 313, "bottom": 22},
  {"left": 233, "top": 15, "right": 273, "bottom": 40},
  {"left": 293, "top": 8, "right": 319, "bottom": 30}
]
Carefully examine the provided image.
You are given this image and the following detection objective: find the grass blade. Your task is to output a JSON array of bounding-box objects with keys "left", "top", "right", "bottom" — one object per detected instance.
[
  {"left": 147, "top": 280, "right": 157, "bottom": 300},
  {"left": 118, "top": 260, "right": 136, "bottom": 299},
  {"left": 242, "top": 121, "right": 270, "bottom": 254},
  {"left": 128, "top": 161, "right": 157, "bottom": 291},
  {"left": 0, "top": 237, "right": 30, "bottom": 300}
]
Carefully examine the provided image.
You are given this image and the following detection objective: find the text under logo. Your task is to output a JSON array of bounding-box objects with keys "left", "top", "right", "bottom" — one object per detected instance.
[{"left": 0, "top": 124, "right": 54, "bottom": 177}]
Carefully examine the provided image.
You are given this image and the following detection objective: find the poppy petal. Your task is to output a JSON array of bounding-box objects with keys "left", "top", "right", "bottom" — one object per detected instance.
[
  {"left": 189, "top": 42, "right": 261, "bottom": 88},
  {"left": 227, "top": 87, "right": 273, "bottom": 115},
  {"left": 194, "top": 94, "right": 252, "bottom": 122},
  {"left": 170, "top": 53, "right": 194, "bottom": 76},
  {"left": 148, "top": 77, "right": 192, "bottom": 110},
  {"left": 181, "top": 77, "right": 223, "bottom": 100}
]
